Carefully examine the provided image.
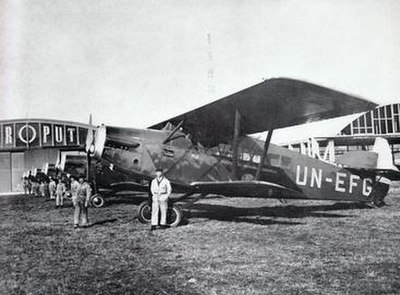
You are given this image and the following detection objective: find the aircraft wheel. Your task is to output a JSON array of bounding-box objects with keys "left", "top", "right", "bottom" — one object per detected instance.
[
  {"left": 167, "top": 204, "right": 182, "bottom": 227},
  {"left": 137, "top": 201, "right": 182, "bottom": 227},
  {"left": 90, "top": 194, "right": 105, "bottom": 208},
  {"left": 138, "top": 201, "right": 152, "bottom": 224}
]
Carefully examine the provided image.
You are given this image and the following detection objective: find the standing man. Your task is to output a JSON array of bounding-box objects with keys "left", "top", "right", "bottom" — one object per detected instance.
[
  {"left": 73, "top": 176, "right": 92, "bottom": 229},
  {"left": 22, "top": 177, "right": 30, "bottom": 196},
  {"left": 56, "top": 179, "right": 66, "bottom": 207},
  {"left": 150, "top": 168, "right": 172, "bottom": 231},
  {"left": 49, "top": 178, "right": 56, "bottom": 200},
  {"left": 70, "top": 176, "right": 79, "bottom": 200}
]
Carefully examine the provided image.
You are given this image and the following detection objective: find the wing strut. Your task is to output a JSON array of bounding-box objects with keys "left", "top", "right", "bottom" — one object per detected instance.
[
  {"left": 255, "top": 129, "right": 274, "bottom": 180},
  {"left": 232, "top": 109, "right": 241, "bottom": 179}
]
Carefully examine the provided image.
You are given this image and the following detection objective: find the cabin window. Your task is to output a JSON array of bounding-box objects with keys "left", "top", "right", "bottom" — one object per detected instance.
[
  {"left": 167, "top": 135, "right": 192, "bottom": 149},
  {"left": 281, "top": 156, "right": 291, "bottom": 168},
  {"left": 269, "top": 153, "right": 280, "bottom": 166}
]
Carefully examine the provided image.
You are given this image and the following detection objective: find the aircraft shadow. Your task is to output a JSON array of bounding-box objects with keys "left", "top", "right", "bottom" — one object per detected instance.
[
  {"left": 101, "top": 193, "right": 148, "bottom": 206},
  {"left": 181, "top": 202, "right": 366, "bottom": 225},
  {"left": 87, "top": 218, "right": 118, "bottom": 227}
]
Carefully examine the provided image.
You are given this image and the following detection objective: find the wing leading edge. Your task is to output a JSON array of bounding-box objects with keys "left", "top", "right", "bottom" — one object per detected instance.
[{"left": 150, "top": 78, "right": 377, "bottom": 147}]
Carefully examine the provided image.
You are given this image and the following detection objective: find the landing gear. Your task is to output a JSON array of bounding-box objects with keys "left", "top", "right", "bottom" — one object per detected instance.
[
  {"left": 90, "top": 194, "right": 105, "bottom": 208},
  {"left": 138, "top": 201, "right": 152, "bottom": 223},
  {"left": 64, "top": 192, "right": 73, "bottom": 200},
  {"left": 371, "top": 182, "right": 390, "bottom": 208},
  {"left": 137, "top": 200, "right": 183, "bottom": 227}
]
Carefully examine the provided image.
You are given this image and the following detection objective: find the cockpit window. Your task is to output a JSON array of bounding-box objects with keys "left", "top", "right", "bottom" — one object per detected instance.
[{"left": 167, "top": 134, "right": 192, "bottom": 149}]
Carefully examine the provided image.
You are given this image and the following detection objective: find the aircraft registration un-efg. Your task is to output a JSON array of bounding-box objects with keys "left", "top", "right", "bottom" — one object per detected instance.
[{"left": 85, "top": 78, "right": 400, "bottom": 226}]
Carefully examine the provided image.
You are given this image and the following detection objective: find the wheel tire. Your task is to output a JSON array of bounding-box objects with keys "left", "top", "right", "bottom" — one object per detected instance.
[
  {"left": 167, "top": 204, "right": 182, "bottom": 227},
  {"left": 137, "top": 201, "right": 182, "bottom": 227},
  {"left": 138, "top": 201, "right": 152, "bottom": 224},
  {"left": 91, "top": 194, "right": 105, "bottom": 208}
]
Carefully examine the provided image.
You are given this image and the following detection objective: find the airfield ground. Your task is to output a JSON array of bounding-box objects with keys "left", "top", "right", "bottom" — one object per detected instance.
[{"left": 1, "top": 191, "right": 400, "bottom": 295}]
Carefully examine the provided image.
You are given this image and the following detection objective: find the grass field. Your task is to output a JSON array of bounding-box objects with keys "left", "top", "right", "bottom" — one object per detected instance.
[{"left": 1, "top": 191, "right": 400, "bottom": 295}]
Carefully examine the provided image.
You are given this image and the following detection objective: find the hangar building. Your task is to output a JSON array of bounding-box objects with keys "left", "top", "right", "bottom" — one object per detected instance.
[
  {"left": 0, "top": 119, "right": 91, "bottom": 193},
  {"left": 286, "top": 103, "right": 400, "bottom": 164}
]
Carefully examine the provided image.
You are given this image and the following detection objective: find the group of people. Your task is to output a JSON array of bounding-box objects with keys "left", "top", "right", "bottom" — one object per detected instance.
[
  {"left": 22, "top": 174, "right": 51, "bottom": 198},
  {"left": 22, "top": 173, "right": 71, "bottom": 207},
  {"left": 22, "top": 172, "right": 93, "bottom": 229},
  {"left": 22, "top": 168, "right": 172, "bottom": 231}
]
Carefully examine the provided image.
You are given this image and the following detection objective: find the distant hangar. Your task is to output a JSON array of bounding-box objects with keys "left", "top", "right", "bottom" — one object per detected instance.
[{"left": 0, "top": 119, "right": 92, "bottom": 192}]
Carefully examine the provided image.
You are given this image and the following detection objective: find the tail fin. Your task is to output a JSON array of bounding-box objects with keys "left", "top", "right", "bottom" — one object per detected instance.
[{"left": 372, "top": 137, "right": 398, "bottom": 171}]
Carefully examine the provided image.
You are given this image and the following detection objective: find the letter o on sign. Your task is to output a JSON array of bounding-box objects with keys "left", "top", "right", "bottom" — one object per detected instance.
[{"left": 18, "top": 125, "right": 37, "bottom": 144}]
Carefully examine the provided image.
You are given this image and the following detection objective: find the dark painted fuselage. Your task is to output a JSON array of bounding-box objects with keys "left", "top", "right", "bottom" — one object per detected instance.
[{"left": 92, "top": 125, "right": 380, "bottom": 202}]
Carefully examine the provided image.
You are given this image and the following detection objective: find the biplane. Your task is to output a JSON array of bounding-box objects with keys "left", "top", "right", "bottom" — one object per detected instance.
[{"left": 85, "top": 78, "right": 399, "bottom": 226}]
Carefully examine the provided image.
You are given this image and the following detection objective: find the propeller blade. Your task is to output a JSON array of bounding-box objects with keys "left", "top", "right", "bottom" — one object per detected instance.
[
  {"left": 86, "top": 150, "right": 91, "bottom": 182},
  {"left": 85, "top": 114, "right": 94, "bottom": 153},
  {"left": 85, "top": 114, "right": 94, "bottom": 182}
]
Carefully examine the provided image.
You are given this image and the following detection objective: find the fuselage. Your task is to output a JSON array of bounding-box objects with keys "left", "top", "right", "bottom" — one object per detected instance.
[{"left": 91, "top": 124, "right": 380, "bottom": 202}]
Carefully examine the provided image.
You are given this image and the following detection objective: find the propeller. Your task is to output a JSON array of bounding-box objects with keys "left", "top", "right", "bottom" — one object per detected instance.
[{"left": 84, "top": 114, "right": 94, "bottom": 182}]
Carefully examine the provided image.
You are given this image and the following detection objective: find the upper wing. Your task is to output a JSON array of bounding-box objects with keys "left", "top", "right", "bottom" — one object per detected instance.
[
  {"left": 150, "top": 78, "right": 377, "bottom": 147},
  {"left": 190, "top": 180, "right": 303, "bottom": 199}
]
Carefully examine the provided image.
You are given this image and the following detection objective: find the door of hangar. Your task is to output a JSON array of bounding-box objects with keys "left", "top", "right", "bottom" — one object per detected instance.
[
  {"left": 0, "top": 153, "right": 11, "bottom": 193},
  {"left": 11, "top": 153, "right": 25, "bottom": 192}
]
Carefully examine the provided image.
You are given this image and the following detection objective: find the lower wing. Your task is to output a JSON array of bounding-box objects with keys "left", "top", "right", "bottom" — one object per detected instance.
[{"left": 190, "top": 180, "right": 303, "bottom": 199}]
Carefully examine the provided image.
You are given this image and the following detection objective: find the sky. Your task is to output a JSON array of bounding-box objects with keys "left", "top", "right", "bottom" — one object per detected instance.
[{"left": 1, "top": 0, "right": 400, "bottom": 144}]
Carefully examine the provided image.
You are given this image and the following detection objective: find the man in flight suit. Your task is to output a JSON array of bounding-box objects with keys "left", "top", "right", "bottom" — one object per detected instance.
[
  {"left": 49, "top": 178, "right": 56, "bottom": 200},
  {"left": 56, "top": 179, "right": 66, "bottom": 207},
  {"left": 70, "top": 176, "right": 79, "bottom": 200},
  {"left": 72, "top": 176, "right": 92, "bottom": 229},
  {"left": 150, "top": 168, "right": 172, "bottom": 231}
]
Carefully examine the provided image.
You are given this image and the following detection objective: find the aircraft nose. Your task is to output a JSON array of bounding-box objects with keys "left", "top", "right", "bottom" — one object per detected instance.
[
  {"left": 91, "top": 124, "right": 107, "bottom": 159},
  {"left": 84, "top": 114, "right": 96, "bottom": 154}
]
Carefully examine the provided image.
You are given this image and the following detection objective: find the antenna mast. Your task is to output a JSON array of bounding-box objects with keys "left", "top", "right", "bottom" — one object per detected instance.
[{"left": 207, "top": 33, "right": 215, "bottom": 99}]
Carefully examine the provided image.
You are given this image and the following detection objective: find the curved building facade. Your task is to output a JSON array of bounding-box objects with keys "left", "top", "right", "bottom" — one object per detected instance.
[
  {"left": 284, "top": 104, "right": 400, "bottom": 166},
  {"left": 0, "top": 119, "right": 91, "bottom": 192},
  {"left": 340, "top": 103, "right": 400, "bottom": 137}
]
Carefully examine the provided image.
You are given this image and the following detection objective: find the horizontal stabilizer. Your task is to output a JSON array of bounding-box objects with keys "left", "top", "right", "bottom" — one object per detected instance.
[
  {"left": 336, "top": 151, "right": 378, "bottom": 169},
  {"left": 339, "top": 138, "right": 400, "bottom": 181}
]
